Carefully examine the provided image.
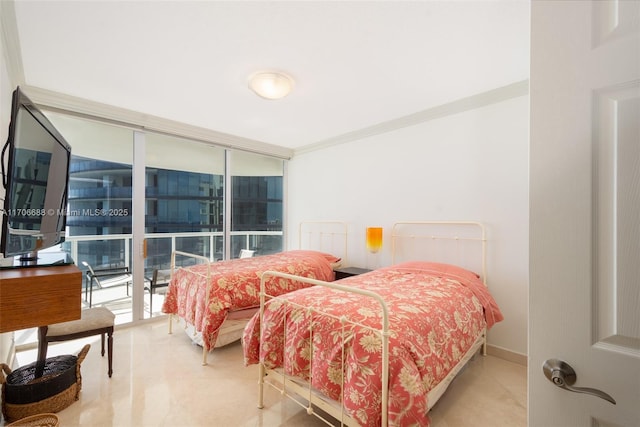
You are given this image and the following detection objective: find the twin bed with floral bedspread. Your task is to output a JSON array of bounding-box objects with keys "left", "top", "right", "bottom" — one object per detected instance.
[
  {"left": 161, "top": 221, "right": 347, "bottom": 365},
  {"left": 242, "top": 221, "right": 504, "bottom": 426},
  {"left": 162, "top": 250, "right": 339, "bottom": 350}
]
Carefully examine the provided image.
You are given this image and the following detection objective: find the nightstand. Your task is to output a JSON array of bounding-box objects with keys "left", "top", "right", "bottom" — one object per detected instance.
[{"left": 334, "top": 267, "right": 372, "bottom": 280}]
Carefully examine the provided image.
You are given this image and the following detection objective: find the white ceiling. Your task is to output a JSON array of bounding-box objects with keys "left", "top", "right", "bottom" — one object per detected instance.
[{"left": 10, "top": 0, "right": 530, "bottom": 151}]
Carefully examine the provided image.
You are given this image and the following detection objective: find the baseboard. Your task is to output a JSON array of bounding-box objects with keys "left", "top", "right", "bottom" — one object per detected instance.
[{"left": 486, "top": 344, "right": 527, "bottom": 366}]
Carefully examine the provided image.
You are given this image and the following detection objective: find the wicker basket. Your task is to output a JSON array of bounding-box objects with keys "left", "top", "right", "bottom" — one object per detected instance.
[
  {"left": 5, "top": 413, "right": 60, "bottom": 427},
  {"left": 1, "top": 344, "right": 89, "bottom": 423}
]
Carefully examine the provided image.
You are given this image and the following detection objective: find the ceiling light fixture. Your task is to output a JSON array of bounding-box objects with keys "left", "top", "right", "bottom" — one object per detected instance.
[{"left": 248, "top": 71, "right": 294, "bottom": 100}]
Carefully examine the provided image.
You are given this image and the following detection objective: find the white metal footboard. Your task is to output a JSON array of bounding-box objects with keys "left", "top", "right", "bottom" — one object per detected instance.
[
  {"left": 258, "top": 271, "right": 391, "bottom": 427},
  {"left": 167, "top": 250, "right": 213, "bottom": 365}
]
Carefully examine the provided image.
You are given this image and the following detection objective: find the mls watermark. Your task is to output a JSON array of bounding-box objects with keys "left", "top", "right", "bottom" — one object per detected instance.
[{"left": 1, "top": 208, "right": 129, "bottom": 217}]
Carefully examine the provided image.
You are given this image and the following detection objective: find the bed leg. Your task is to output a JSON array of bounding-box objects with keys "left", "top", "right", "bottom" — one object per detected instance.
[
  {"left": 168, "top": 314, "right": 173, "bottom": 334},
  {"left": 258, "top": 364, "right": 265, "bottom": 409},
  {"left": 202, "top": 346, "right": 208, "bottom": 366},
  {"left": 482, "top": 333, "right": 487, "bottom": 356}
]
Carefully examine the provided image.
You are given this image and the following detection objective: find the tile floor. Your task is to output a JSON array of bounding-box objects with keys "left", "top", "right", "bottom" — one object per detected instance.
[{"left": 9, "top": 318, "right": 527, "bottom": 427}]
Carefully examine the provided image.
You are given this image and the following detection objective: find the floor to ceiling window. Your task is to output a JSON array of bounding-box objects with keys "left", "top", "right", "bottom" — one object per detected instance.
[
  {"left": 46, "top": 112, "right": 136, "bottom": 321},
  {"left": 229, "top": 150, "right": 284, "bottom": 258},
  {"left": 143, "top": 133, "right": 225, "bottom": 317},
  {"left": 26, "top": 109, "right": 287, "bottom": 327}
]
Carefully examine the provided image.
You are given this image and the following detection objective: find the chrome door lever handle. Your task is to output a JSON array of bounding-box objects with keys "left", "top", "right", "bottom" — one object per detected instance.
[{"left": 543, "top": 359, "right": 616, "bottom": 404}]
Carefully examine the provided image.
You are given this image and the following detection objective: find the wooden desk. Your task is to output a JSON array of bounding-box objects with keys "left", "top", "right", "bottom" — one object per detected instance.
[{"left": 0, "top": 264, "right": 82, "bottom": 333}]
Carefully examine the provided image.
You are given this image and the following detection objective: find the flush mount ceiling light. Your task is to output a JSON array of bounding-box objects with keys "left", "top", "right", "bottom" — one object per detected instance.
[{"left": 248, "top": 71, "right": 294, "bottom": 100}]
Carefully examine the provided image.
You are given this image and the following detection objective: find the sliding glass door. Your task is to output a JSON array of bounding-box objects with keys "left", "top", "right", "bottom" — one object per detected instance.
[
  {"left": 20, "top": 109, "right": 287, "bottom": 329},
  {"left": 144, "top": 133, "right": 225, "bottom": 317},
  {"left": 46, "top": 112, "right": 135, "bottom": 322}
]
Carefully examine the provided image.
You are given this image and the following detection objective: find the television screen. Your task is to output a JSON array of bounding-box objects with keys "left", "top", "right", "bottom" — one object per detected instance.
[{"left": 1, "top": 87, "right": 72, "bottom": 265}]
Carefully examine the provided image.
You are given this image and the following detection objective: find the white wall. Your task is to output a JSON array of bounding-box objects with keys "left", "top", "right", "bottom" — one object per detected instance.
[{"left": 287, "top": 93, "right": 529, "bottom": 357}]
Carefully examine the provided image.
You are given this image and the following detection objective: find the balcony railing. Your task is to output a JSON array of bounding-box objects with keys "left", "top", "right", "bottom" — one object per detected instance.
[
  {"left": 62, "top": 230, "right": 282, "bottom": 319},
  {"left": 64, "top": 230, "right": 283, "bottom": 273}
]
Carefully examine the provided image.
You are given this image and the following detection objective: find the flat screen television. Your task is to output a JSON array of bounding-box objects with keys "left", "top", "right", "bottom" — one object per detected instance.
[{"left": 1, "top": 87, "right": 72, "bottom": 266}]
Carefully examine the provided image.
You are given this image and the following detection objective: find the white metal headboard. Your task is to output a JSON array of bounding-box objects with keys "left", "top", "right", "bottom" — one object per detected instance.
[
  {"left": 298, "top": 221, "right": 348, "bottom": 265},
  {"left": 391, "top": 221, "right": 487, "bottom": 283}
]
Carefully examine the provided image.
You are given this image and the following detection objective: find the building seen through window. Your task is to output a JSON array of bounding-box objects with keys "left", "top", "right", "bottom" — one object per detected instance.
[{"left": 64, "top": 155, "right": 283, "bottom": 272}]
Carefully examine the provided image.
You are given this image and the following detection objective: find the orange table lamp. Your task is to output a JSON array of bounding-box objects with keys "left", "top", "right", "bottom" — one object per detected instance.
[{"left": 366, "top": 227, "right": 383, "bottom": 254}]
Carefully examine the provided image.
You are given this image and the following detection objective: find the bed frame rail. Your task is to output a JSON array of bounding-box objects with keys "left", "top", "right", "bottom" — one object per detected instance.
[{"left": 258, "top": 270, "right": 390, "bottom": 427}]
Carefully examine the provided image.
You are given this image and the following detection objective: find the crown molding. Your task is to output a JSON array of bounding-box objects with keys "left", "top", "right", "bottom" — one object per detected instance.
[
  {"left": 20, "top": 85, "right": 294, "bottom": 160},
  {"left": 295, "top": 79, "right": 529, "bottom": 156}
]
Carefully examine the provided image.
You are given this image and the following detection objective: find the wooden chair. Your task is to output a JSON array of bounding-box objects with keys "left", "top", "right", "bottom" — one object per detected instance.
[{"left": 37, "top": 307, "right": 115, "bottom": 377}]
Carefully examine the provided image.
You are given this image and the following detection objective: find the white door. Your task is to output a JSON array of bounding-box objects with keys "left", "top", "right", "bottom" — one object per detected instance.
[{"left": 530, "top": 1, "right": 640, "bottom": 426}]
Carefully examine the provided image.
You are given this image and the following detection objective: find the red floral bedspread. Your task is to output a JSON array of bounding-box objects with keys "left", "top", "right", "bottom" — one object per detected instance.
[
  {"left": 242, "top": 261, "right": 503, "bottom": 427},
  {"left": 162, "top": 250, "right": 339, "bottom": 350}
]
